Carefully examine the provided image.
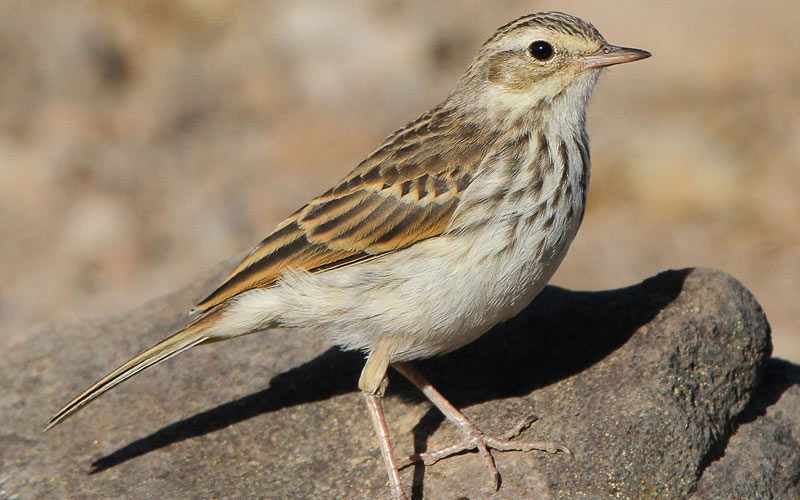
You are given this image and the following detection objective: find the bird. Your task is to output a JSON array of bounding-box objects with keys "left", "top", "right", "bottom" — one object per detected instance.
[{"left": 46, "top": 11, "right": 650, "bottom": 500}]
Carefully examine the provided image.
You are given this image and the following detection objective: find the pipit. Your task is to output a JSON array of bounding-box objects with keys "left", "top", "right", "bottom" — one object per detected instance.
[{"left": 47, "top": 11, "right": 650, "bottom": 500}]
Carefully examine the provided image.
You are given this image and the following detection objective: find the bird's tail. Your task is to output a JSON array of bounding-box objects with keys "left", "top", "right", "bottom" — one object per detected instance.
[{"left": 45, "top": 311, "right": 222, "bottom": 431}]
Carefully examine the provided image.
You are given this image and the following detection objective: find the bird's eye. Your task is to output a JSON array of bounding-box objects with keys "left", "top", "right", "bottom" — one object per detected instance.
[{"left": 528, "top": 40, "right": 554, "bottom": 61}]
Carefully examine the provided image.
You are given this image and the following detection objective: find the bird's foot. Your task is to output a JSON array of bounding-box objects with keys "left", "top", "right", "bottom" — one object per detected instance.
[{"left": 397, "top": 414, "right": 571, "bottom": 490}]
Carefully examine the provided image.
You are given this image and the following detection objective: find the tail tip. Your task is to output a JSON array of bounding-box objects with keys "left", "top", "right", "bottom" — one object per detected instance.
[{"left": 44, "top": 409, "right": 68, "bottom": 433}]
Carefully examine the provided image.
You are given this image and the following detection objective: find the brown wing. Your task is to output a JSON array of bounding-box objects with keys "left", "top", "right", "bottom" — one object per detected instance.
[{"left": 194, "top": 105, "right": 491, "bottom": 311}]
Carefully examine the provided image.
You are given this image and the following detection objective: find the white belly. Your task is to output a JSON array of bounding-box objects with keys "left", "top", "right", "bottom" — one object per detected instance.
[
  {"left": 225, "top": 196, "right": 582, "bottom": 362},
  {"left": 223, "top": 129, "right": 588, "bottom": 362}
]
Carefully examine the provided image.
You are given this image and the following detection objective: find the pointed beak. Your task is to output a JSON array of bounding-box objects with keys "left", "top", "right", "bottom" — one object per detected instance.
[{"left": 581, "top": 45, "right": 651, "bottom": 70}]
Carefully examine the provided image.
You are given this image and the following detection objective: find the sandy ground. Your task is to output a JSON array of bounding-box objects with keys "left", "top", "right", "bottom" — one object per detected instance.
[{"left": 1, "top": 0, "right": 798, "bottom": 362}]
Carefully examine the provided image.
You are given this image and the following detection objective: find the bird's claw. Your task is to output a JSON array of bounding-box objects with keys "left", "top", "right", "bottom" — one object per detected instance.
[{"left": 398, "top": 414, "right": 571, "bottom": 490}]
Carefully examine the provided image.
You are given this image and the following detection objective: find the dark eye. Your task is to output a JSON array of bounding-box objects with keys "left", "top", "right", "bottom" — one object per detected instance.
[{"left": 528, "top": 40, "right": 554, "bottom": 61}]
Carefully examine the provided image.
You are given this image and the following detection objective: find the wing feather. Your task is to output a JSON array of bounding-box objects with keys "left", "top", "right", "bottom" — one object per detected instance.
[{"left": 194, "top": 106, "right": 485, "bottom": 311}]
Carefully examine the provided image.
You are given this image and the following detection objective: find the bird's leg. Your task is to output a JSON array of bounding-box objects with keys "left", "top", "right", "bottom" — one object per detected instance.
[
  {"left": 392, "top": 362, "right": 571, "bottom": 490},
  {"left": 363, "top": 389, "right": 407, "bottom": 500},
  {"left": 361, "top": 341, "right": 408, "bottom": 500}
]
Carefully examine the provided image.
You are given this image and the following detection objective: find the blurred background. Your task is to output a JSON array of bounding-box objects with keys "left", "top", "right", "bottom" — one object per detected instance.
[{"left": 1, "top": 0, "right": 798, "bottom": 362}]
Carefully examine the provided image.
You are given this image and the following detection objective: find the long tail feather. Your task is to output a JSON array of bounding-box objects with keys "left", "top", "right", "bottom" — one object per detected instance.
[{"left": 45, "top": 316, "right": 217, "bottom": 431}]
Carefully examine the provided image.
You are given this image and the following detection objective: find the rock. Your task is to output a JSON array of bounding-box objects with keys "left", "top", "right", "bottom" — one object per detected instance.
[
  {"left": 692, "top": 358, "right": 800, "bottom": 500},
  {"left": 1, "top": 268, "right": 790, "bottom": 499}
]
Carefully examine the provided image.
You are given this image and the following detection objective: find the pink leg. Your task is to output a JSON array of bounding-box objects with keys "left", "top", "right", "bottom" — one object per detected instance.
[
  {"left": 363, "top": 391, "right": 408, "bottom": 500},
  {"left": 392, "top": 362, "right": 571, "bottom": 490}
]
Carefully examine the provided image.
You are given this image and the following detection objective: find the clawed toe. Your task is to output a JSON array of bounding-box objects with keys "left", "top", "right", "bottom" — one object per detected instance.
[
  {"left": 390, "top": 363, "right": 571, "bottom": 494},
  {"left": 398, "top": 413, "right": 571, "bottom": 489}
]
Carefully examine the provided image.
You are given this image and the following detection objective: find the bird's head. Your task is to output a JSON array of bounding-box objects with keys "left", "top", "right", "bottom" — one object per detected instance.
[{"left": 453, "top": 12, "right": 650, "bottom": 122}]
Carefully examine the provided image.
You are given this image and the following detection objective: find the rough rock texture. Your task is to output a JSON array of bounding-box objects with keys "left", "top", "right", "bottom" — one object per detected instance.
[
  {"left": 692, "top": 358, "right": 800, "bottom": 500},
  {"left": 2, "top": 267, "right": 794, "bottom": 499}
]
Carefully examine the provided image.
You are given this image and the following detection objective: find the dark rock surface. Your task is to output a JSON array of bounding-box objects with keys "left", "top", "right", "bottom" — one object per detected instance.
[
  {"left": 2, "top": 268, "right": 794, "bottom": 499},
  {"left": 692, "top": 358, "right": 800, "bottom": 500}
]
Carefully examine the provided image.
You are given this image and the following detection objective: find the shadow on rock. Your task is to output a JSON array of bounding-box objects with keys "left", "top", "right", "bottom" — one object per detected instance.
[
  {"left": 403, "top": 268, "right": 691, "bottom": 494},
  {"left": 91, "top": 269, "right": 691, "bottom": 474},
  {"left": 738, "top": 357, "right": 799, "bottom": 425},
  {"left": 697, "top": 356, "right": 798, "bottom": 474}
]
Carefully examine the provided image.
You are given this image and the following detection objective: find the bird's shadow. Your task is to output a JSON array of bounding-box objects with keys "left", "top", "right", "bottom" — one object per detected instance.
[{"left": 90, "top": 269, "right": 693, "bottom": 486}]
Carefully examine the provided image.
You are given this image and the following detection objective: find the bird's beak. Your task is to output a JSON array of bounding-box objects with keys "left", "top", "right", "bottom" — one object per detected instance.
[{"left": 581, "top": 45, "right": 651, "bottom": 70}]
